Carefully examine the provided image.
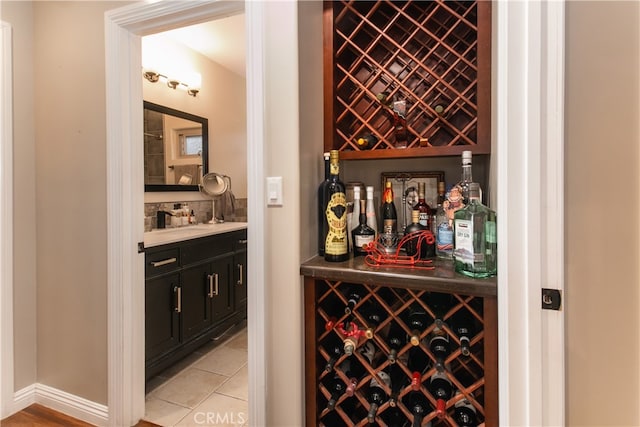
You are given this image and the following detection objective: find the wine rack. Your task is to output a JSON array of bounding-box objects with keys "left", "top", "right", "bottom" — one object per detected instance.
[
  {"left": 302, "top": 257, "right": 497, "bottom": 426},
  {"left": 324, "top": 0, "right": 491, "bottom": 159}
]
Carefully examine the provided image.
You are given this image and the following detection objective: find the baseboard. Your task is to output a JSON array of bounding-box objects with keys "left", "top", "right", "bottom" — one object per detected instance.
[{"left": 13, "top": 383, "right": 108, "bottom": 426}]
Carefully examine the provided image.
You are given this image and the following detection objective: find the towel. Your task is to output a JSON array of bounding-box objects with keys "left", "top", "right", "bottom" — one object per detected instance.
[
  {"left": 218, "top": 187, "right": 237, "bottom": 221},
  {"left": 173, "top": 164, "right": 201, "bottom": 185}
]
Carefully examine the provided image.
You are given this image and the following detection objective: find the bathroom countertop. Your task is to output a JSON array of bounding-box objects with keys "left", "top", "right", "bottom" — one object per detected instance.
[{"left": 144, "top": 222, "right": 248, "bottom": 248}]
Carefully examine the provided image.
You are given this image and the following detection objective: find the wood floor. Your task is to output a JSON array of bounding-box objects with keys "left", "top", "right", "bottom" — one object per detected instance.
[{"left": 0, "top": 404, "right": 160, "bottom": 427}]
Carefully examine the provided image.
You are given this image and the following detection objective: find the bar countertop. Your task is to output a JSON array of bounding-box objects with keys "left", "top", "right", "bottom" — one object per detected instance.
[{"left": 300, "top": 255, "right": 497, "bottom": 297}]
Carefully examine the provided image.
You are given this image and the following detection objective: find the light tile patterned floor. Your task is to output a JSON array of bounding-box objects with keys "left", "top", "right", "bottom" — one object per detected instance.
[{"left": 144, "top": 326, "right": 248, "bottom": 427}]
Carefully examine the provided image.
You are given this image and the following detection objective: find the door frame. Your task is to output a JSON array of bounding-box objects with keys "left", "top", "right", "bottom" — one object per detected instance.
[{"left": 105, "top": 2, "right": 266, "bottom": 426}]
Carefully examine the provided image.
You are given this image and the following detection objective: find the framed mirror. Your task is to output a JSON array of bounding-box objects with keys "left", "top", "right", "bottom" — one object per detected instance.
[{"left": 144, "top": 100, "right": 209, "bottom": 192}]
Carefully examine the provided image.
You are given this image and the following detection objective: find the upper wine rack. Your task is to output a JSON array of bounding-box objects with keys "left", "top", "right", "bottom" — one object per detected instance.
[{"left": 324, "top": 1, "right": 491, "bottom": 160}]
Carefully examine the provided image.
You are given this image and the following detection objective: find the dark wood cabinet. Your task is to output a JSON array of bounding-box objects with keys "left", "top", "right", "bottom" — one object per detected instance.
[{"left": 144, "top": 229, "right": 248, "bottom": 380}]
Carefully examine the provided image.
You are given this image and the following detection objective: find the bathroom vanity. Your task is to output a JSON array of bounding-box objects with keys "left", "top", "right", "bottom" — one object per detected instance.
[{"left": 143, "top": 223, "right": 248, "bottom": 380}]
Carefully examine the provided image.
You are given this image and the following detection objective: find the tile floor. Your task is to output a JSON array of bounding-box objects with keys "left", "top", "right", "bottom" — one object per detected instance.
[{"left": 144, "top": 324, "right": 248, "bottom": 427}]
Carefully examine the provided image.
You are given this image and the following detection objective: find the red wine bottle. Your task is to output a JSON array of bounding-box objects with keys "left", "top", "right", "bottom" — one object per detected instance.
[
  {"left": 428, "top": 320, "right": 451, "bottom": 372},
  {"left": 450, "top": 309, "right": 477, "bottom": 357},
  {"left": 323, "top": 333, "right": 345, "bottom": 372},
  {"left": 406, "top": 306, "right": 430, "bottom": 346},
  {"left": 344, "top": 285, "right": 364, "bottom": 315},
  {"left": 362, "top": 300, "right": 385, "bottom": 339},
  {"left": 324, "top": 373, "right": 347, "bottom": 411},
  {"left": 386, "top": 321, "right": 405, "bottom": 364},
  {"left": 403, "top": 391, "right": 431, "bottom": 427},
  {"left": 317, "top": 152, "right": 331, "bottom": 256},
  {"left": 366, "top": 371, "right": 390, "bottom": 424},
  {"left": 407, "top": 346, "right": 430, "bottom": 391},
  {"left": 381, "top": 405, "right": 409, "bottom": 427},
  {"left": 428, "top": 370, "right": 453, "bottom": 419},
  {"left": 339, "top": 356, "right": 364, "bottom": 397},
  {"left": 453, "top": 393, "right": 479, "bottom": 426},
  {"left": 324, "top": 150, "right": 349, "bottom": 262},
  {"left": 387, "top": 362, "right": 406, "bottom": 408}
]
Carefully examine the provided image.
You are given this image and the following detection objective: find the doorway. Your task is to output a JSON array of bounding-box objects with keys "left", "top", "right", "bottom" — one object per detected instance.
[{"left": 105, "top": 2, "right": 265, "bottom": 426}]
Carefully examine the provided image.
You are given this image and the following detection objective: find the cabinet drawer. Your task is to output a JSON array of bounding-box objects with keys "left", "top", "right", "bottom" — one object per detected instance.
[
  {"left": 181, "top": 232, "right": 238, "bottom": 265},
  {"left": 145, "top": 248, "right": 181, "bottom": 278}
]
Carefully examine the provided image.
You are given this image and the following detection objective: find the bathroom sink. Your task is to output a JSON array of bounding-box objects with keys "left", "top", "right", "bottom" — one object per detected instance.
[{"left": 144, "top": 222, "right": 248, "bottom": 248}]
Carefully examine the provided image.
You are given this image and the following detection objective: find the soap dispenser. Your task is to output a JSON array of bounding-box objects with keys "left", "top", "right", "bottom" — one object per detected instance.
[{"left": 156, "top": 210, "right": 173, "bottom": 229}]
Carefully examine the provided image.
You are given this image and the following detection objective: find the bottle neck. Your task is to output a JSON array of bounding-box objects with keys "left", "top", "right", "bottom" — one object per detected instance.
[
  {"left": 330, "top": 161, "right": 340, "bottom": 178},
  {"left": 461, "top": 164, "right": 473, "bottom": 182},
  {"left": 324, "top": 157, "right": 330, "bottom": 180}
]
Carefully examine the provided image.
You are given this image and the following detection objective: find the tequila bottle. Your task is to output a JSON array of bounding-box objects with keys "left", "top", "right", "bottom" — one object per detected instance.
[{"left": 453, "top": 183, "right": 497, "bottom": 277}]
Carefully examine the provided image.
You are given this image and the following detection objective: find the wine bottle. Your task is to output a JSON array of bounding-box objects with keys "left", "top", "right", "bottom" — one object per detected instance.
[
  {"left": 362, "top": 299, "right": 385, "bottom": 339},
  {"left": 324, "top": 373, "right": 347, "bottom": 411},
  {"left": 403, "top": 209, "right": 426, "bottom": 258},
  {"left": 453, "top": 182, "right": 497, "bottom": 277},
  {"left": 344, "top": 285, "right": 364, "bottom": 314},
  {"left": 407, "top": 346, "right": 430, "bottom": 391},
  {"left": 428, "top": 370, "right": 453, "bottom": 419},
  {"left": 381, "top": 179, "right": 398, "bottom": 234},
  {"left": 324, "top": 150, "right": 349, "bottom": 262},
  {"left": 366, "top": 371, "right": 390, "bottom": 424},
  {"left": 392, "top": 100, "right": 408, "bottom": 149},
  {"left": 339, "top": 356, "right": 364, "bottom": 397},
  {"left": 317, "top": 152, "right": 331, "bottom": 256},
  {"left": 381, "top": 405, "right": 409, "bottom": 427},
  {"left": 387, "top": 362, "right": 406, "bottom": 408},
  {"left": 453, "top": 393, "right": 479, "bottom": 426},
  {"left": 450, "top": 309, "right": 476, "bottom": 357},
  {"left": 428, "top": 321, "right": 451, "bottom": 372},
  {"left": 353, "top": 199, "right": 376, "bottom": 257},
  {"left": 414, "top": 182, "right": 432, "bottom": 230},
  {"left": 365, "top": 186, "right": 378, "bottom": 237},
  {"left": 407, "top": 306, "right": 430, "bottom": 346},
  {"left": 403, "top": 391, "right": 431, "bottom": 427},
  {"left": 323, "top": 333, "right": 345, "bottom": 372},
  {"left": 386, "top": 321, "right": 405, "bottom": 364},
  {"left": 356, "top": 133, "right": 378, "bottom": 150}
]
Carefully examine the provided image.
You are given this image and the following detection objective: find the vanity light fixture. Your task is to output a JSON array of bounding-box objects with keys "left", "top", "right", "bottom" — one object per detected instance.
[{"left": 142, "top": 68, "right": 201, "bottom": 97}]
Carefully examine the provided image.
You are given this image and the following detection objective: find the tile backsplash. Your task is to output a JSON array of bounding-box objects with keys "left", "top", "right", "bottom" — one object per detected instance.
[{"left": 144, "top": 198, "right": 247, "bottom": 231}]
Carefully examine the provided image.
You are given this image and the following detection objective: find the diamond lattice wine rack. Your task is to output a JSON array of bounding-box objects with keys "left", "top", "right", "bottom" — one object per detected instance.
[{"left": 324, "top": 1, "right": 491, "bottom": 159}]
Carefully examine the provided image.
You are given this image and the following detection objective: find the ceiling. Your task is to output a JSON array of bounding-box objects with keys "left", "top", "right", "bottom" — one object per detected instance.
[{"left": 150, "top": 13, "right": 246, "bottom": 78}]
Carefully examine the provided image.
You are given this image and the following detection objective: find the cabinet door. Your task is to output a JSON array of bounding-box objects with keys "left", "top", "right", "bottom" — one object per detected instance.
[
  {"left": 234, "top": 249, "right": 247, "bottom": 309},
  {"left": 210, "top": 256, "right": 234, "bottom": 325},
  {"left": 181, "top": 262, "right": 213, "bottom": 342},
  {"left": 145, "top": 273, "right": 181, "bottom": 362}
]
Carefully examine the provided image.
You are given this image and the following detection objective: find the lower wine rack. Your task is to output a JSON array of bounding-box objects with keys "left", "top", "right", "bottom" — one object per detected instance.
[{"left": 302, "top": 257, "right": 497, "bottom": 426}]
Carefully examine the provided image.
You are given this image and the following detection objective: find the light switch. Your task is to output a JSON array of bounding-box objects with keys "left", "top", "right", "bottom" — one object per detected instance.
[{"left": 266, "top": 176, "right": 283, "bottom": 206}]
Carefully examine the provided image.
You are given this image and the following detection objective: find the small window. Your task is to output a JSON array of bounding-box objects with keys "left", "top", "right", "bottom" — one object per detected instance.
[{"left": 178, "top": 127, "right": 202, "bottom": 157}]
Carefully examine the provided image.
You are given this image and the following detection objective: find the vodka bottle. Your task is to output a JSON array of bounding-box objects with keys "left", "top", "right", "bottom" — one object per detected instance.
[
  {"left": 453, "top": 182, "right": 497, "bottom": 277},
  {"left": 323, "top": 150, "right": 348, "bottom": 262},
  {"left": 365, "top": 186, "right": 378, "bottom": 237}
]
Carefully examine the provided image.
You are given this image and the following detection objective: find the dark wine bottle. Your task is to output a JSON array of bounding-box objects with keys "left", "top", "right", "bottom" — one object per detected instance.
[
  {"left": 403, "top": 391, "right": 431, "bottom": 427},
  {"left": 453, "top": 393, "right": 479, "bottom": 426},
  {"left": 450, "top": 309, "right": 477, "bottom": 357},
  {"left": 428, "top": 370, "right": 453, "bottom": 419},
  {"left": 403, "top": 209, "right": 426, "bottom": 258},
  {"left": 352, "top": 199, "right": 376, "bottom": 257},
  {"left": 386, "top": 321, "right": 405, "bottom": 364},
  {"left": 428, "top": 321, "right": 451, "bottom": 372},
  {"left": 356, "top": 133, "right": 378, "bottom": 150},
  {"left": 366, "top": 371, "right": 390, "bottom": 424},
  {"left": 387, "top": 362, "right": 406, "bottom": 408},
  {"left": 381, "top": 405, "right": 409, "bottom": 427},
  {"left": 407, "top": 346, "right": 430, "bottom": 391},
  {"left": 381, "top": 179, "right": 398, "bottom": 234},
  {"left": 362, "top": 300, "right": 385, "bottom": 339},
  {"left": 339, "top": 356, "right": 364, "bottom": 397},
  {"left": 323, "top": 333, "right": 344, "bottom": 372},
  {"left": 344, "top": 285, "right": 364, "bottom": 315},
  {"left": 317, "top": 152, "right": 331, "bottom": 256},
  {"left": 406, "top": 306, "right": 430, "bottom": 346},
  {"left": 324, "top": 150, "right": 349, "bottom": 262},
  {"left": 414, "top": 182, "right": 435, "bottom": 257},
  {"left": 324, "top": 373, "right": 347, "bottom": 411},
  {"left": 425, "top": 291, "right": 453, "bottom": 321}
]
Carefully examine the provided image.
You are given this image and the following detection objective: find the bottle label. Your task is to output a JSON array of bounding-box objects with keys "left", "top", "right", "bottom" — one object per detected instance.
[
  {"left": 325, "top": 192, "right": 348, "bottom": 255},
  {"left": 354, "top": 234, "right": 374, "bottom": 250},
  {"left": 436, "top": 222, "right": 454, "bottom": 251},
  {"left": 454, "top": 219, "right": 475, "bottom": 264},
  {"left": 418, "top": 212, "right": 429, "bottom": 227}
]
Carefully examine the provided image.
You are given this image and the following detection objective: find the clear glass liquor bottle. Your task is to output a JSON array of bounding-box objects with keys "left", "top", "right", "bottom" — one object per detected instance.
[
  {"left": 453, "top": 182, "right": 497, "bottom": 277},
  {"left": 435, "top": 186, "right": 454, "bottom": 259},
  {"left": 365, "top": 186, "right": 378, "bottom": 237}
]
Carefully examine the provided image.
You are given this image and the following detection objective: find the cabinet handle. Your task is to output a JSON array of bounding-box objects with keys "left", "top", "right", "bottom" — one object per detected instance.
[
  {"left": 174, "top": 286, "right": 182, "bottom": 313},
  {"left": 151, "top": 257, "right": 177, "bottom": 267},
  {"left": 207, "top": 273, "right": 219, "bottom": 298},
  {"left": 237, "top": 264, "right": 244, "bottom": 286},
  {"left": 238, "top": 239, "right": 248, "bottom": 244}
]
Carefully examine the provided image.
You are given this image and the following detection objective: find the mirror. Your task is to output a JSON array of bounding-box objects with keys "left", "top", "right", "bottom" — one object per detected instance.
[{"left": 144, "top": 100, "right": 209, "bottom": 191}]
